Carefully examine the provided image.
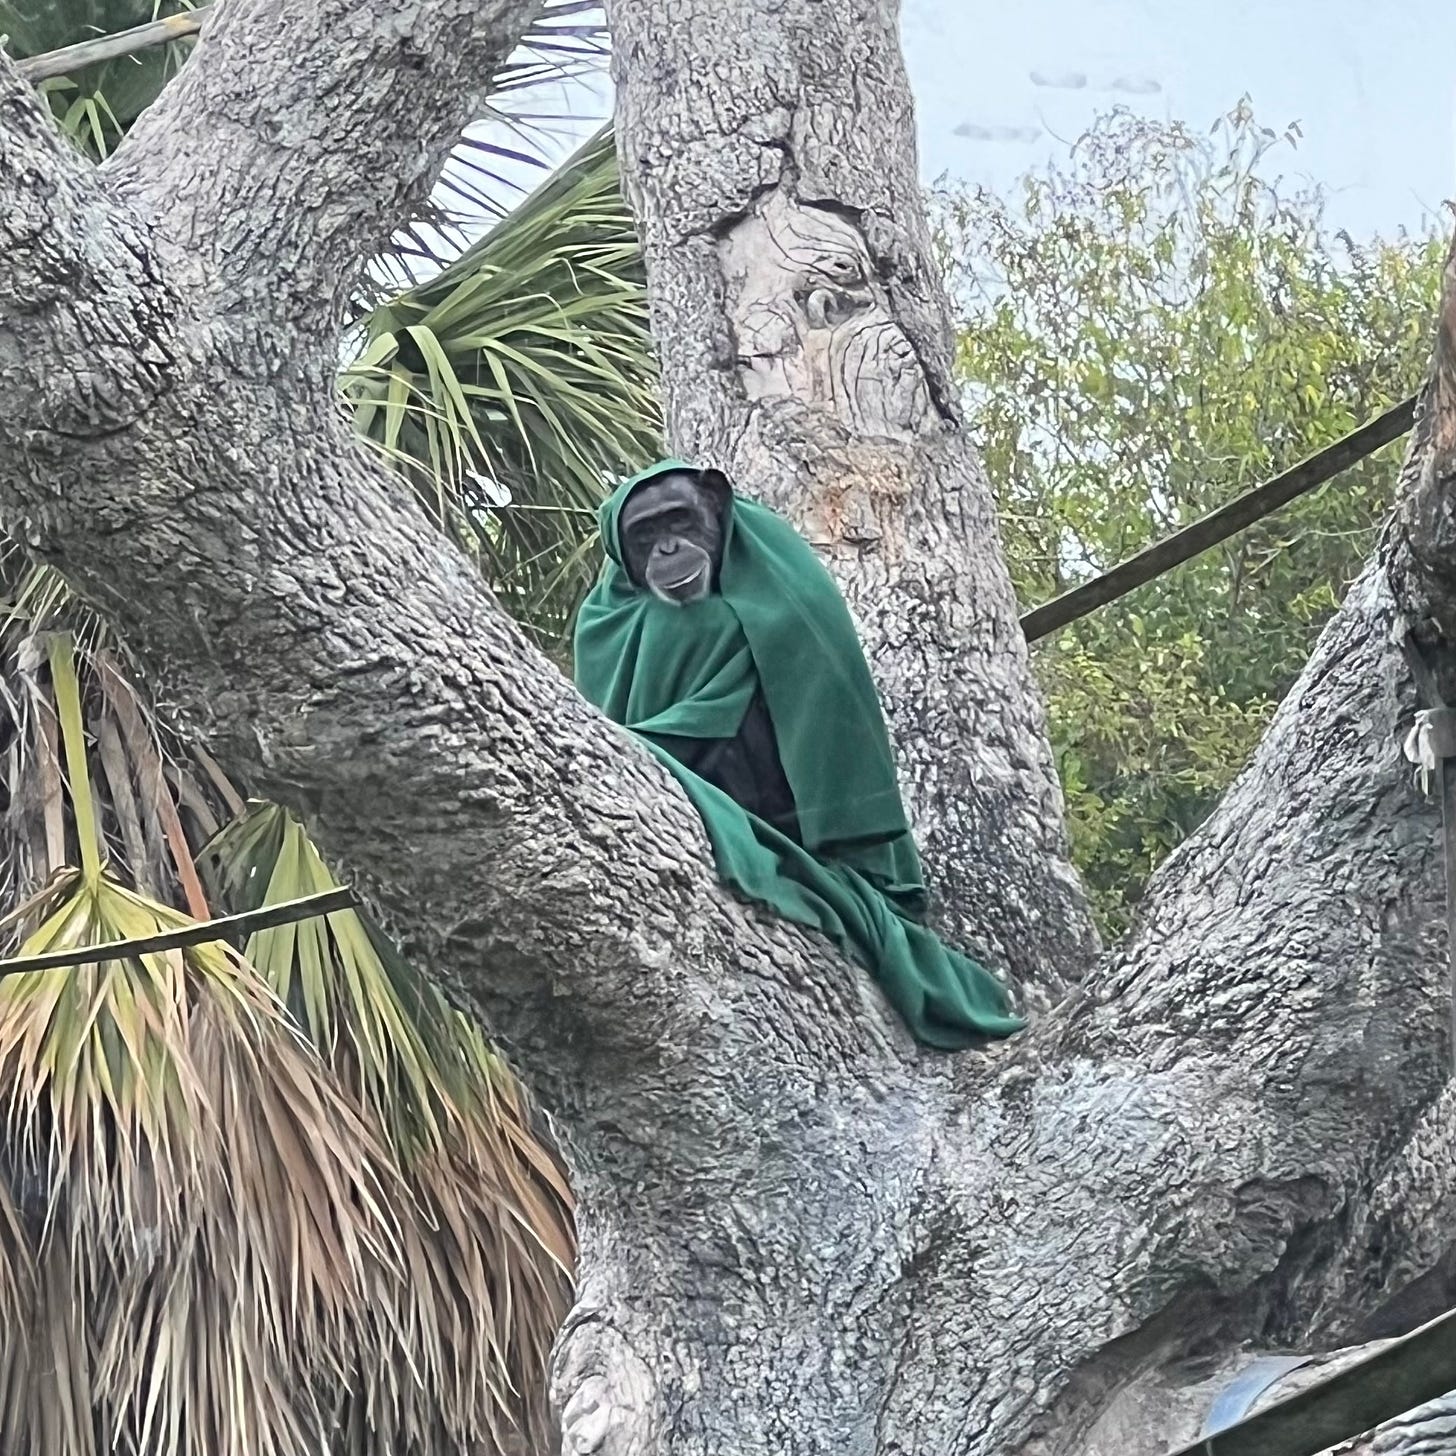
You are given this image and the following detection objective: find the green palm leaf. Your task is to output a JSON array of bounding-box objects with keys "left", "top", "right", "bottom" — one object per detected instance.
[
  {"left": 0, "top": 609, "right": 575, "bottom": 1452},
  {"left": 346, "top": 124, "right": 661, "bottom": 652},
  {"left": 0, "top": 640, "right": 418, "bottom": 1454},
  {"left": 0, "top": 871, "right": 419, "bottom": 1456}
]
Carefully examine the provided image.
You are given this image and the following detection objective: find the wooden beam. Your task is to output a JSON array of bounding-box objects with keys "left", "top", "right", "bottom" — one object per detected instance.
[
  {"left": 1020, "top": 394, "right": 1418, "bottom": 643},
  {"left": 14, "top": 6, "right": 212, "bottom": 84},
  {"left": 0, "top": 887, "right": 359, "bottom": 978}
]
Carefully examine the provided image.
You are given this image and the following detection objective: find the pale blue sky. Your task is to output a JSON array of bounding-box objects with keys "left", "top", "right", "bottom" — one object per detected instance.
[
  {"left": 903, "top": 0, "right": 1453, "bottom": 239},
  {"left": 498, "top": 0, "right": 1454, "bottom": 242}
]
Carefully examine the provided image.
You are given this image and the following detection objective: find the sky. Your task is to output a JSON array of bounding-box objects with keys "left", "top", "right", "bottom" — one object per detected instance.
[
  {"left": 502, "top": 0, "right": 1455, "bottom": 243},
  {"left": 902, "top": 0, "right": 1454, "bottom": 240}
]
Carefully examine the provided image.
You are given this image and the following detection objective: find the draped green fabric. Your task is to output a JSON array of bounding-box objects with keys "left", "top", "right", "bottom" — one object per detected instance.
[{"left": 573, "top": 459, "right": 1025, "bottom": 1049}]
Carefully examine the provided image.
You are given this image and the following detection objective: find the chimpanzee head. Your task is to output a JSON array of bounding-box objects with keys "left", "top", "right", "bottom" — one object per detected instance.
[{"left": 618, "top": 467, "right": 732, "bottom": 605}]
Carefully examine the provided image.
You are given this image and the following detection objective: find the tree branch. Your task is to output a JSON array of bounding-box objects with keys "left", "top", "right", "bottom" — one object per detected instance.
[
  {"left": 0, "top": 63, "right": 174, "bottom": 438},
  {"left": 1388, "top": 231, "right": 1456, "bottom": 644},
  {"left": 1001, "top": 243, "right": 1456, "bottom": 1452},
  {"left": 103, "top": 0, "right": 544, "bottom": 339},
  {"left": 0, "top": 42, "right": 924, "bottom": 1145}
]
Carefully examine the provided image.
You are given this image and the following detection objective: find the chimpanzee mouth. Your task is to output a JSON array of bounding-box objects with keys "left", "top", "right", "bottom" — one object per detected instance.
[{"left": 646, "top": 554, "right": 711, "bottom": 604}]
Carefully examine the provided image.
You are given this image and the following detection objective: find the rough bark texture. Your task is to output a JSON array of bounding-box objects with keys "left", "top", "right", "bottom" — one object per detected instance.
[
  {"left": 606, "top": 0, "right": 1098, "bottom": 1009},
  {"left": 2, "top": 2, "right": 1456, "bottom": 1455}
]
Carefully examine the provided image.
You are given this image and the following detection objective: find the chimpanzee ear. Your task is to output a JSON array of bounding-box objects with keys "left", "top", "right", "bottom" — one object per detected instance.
[{"left": 697, "top": 468, "right": 732, "bottom": 515}]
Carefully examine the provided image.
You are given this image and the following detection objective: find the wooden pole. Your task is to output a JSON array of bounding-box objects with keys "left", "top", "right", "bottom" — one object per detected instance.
[
  {"left": 1020, "top": 395, "right": 1417, "bottom": 643},
  {"left": 0, "top": 886, "right": 358, "bottom": 978},
  {"left": 14, "top": 7, "right": 212, "bottom": 84}
]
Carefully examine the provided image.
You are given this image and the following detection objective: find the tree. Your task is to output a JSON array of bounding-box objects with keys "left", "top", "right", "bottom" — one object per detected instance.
[
  {"left": 932, "top": 104, "right": 1446, "bottom": 932},
  {"left": 2, "top": 1, "right": 1456, "bottom": 1454},
  {"left": 0, "top": 2, "right": 663, "bottom": 1450}
]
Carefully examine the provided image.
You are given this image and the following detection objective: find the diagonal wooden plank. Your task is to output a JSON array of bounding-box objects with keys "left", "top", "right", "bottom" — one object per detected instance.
[{"left": 1165, "top": 1307, "right": 1456, "bottom": 1456}]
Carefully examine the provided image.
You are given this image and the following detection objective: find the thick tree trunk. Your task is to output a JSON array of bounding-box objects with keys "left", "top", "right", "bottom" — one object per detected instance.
[
  {"left": 1, "top": 3, "right": 1455, "bottom": 1455},
  {"left": 606, "top": 0, "right": 1097, "bottom": 1008}
]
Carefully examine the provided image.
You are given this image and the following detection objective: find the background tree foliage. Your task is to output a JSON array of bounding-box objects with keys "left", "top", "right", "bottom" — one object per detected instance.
[{"left": 933, "top": 101, "right": 1446, "bottom": 931}]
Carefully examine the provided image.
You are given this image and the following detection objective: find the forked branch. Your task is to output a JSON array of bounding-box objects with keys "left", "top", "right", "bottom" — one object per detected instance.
[{"left": 0, "top": 43, "right": 920, "bottom": 1134}]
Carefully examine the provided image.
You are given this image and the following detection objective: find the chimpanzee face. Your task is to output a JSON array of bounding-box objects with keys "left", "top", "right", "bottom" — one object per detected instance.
[{"left": 618, "top": 469, "right": 732, "bottom": 605}]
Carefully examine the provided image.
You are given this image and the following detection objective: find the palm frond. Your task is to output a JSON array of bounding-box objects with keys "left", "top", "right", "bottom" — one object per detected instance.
[
  {"left": 0, "top": 869, "right": 435, "bottom": 1456},
  {"left": 199, "top": 802, "right": 574, "bottom": 1452},
  {"left": 0, "top": 599, "right": 575, "bottom": 1451},
  {"left": 0, "top": 641, "right": 420, "bottom": 1454},
  {"left": 0, "top": 557, "right": 214, "bottom": 925},
  {"left": 360, "top": 0, "right": 614, "bottom": 295},
  {"left": 346, "top": 125, "right": 661, "bottom": 652}
]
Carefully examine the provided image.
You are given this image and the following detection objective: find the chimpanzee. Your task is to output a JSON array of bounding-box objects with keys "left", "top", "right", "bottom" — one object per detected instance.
[
  {"left": 575, "top": 459, "right": 1028, "bottom": 1050},
  {"left": 616, "top": 467, "right": 729, "bottom": 605},
  {"left": 613, "top": 468, "right": 800, "bottom": 840}
]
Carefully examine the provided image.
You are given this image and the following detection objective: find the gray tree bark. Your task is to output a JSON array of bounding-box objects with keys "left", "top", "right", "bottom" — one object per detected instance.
[
  {"left": 606, "top": 0, "right": 1097, "bottom": 1008},
  {"left": 1, "top": 1, "right": 1454, "bottom": 1454}
]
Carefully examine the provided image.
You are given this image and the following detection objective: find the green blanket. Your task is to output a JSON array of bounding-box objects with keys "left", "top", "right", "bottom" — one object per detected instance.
[{"left": 574, "top": 459, "right": 1024, "bottom": 1049}]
